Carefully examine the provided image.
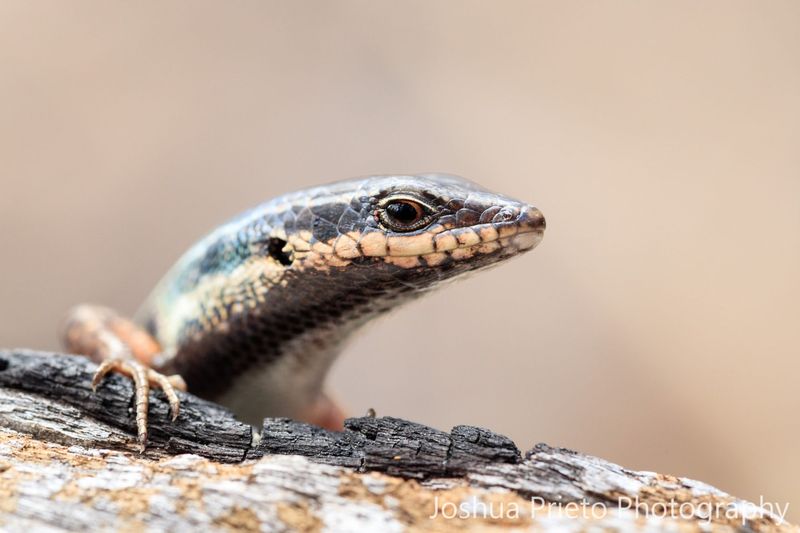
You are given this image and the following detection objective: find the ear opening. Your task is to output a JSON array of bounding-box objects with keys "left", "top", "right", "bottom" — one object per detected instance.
[{"left": 267, "top": 237, "right": 293, "bottom": 266}]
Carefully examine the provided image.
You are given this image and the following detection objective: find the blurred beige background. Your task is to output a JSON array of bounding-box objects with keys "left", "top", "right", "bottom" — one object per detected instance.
[{"left": 1, "top": 0, "right": 798, "bottom": 515}]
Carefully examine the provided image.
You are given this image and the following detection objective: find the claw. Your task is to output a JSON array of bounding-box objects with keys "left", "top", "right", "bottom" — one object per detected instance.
[{"left": 91, "top": 358, "right": 183, "bottom": 451}]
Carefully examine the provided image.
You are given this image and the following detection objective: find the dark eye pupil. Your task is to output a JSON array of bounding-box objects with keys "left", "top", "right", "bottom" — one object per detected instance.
[{"left": 386, "top": 201, "right": 419, "bottom": 223}]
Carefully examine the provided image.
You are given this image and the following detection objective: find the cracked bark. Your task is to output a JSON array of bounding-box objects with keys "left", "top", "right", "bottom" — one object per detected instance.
[{"left": 0, "top": 350, "right": 794, "bottom": 532}]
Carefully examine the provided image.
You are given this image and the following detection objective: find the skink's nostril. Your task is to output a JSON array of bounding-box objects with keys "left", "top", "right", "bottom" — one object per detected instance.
[{"left": 492, "top": 207, "right": 517, "bottom": 223}]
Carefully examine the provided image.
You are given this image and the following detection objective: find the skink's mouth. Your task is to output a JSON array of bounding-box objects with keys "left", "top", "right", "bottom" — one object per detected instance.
[{"left": 418, "top": 222, "right": 542, "bottom": 256}]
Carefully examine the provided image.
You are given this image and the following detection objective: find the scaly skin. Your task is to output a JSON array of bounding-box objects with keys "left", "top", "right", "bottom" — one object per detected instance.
[{"left": 63, "top": 173, "right": 545, "bottom": 449}]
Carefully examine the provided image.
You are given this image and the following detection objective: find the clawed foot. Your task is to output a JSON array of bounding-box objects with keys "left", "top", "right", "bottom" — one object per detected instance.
[{"left": 92, "top": 358, "right": 187, "bottom": 452}]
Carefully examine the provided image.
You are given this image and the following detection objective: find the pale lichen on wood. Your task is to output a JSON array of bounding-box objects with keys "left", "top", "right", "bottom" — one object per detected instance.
[{"left": 0, "top": 350, "right": 794, "bottom": 532}]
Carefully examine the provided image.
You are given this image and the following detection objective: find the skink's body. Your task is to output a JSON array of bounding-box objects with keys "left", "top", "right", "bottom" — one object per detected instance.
[{"left": 63, "top": 174, "right": 545, "bottom": 446}]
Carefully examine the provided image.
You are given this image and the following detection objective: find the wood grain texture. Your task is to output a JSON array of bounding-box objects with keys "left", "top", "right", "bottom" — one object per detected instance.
[{"left": 0, "top": 350, "right": 794, "bottom": 532}]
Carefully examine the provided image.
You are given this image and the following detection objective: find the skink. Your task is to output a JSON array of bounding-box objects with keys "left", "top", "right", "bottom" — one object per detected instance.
[{"left": 61, "top": 173, "right": 545, "bottom": 449}]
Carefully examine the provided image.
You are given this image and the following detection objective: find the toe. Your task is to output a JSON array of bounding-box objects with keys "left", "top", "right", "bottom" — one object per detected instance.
[
  {"left": 91, "top": 358, "right": 119, "bottom": 390},
  {"left": 149, "top": 370, "right": 181, "bottom": 421}
]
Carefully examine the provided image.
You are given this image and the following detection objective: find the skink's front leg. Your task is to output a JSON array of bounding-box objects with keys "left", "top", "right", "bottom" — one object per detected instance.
[{"left": 62, "top": 304, "right": 186, "bottom": 451}]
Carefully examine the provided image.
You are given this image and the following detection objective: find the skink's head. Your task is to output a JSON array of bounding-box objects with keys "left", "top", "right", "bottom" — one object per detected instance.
[{"left": 284, "top": 173, "right": 545, "bottom": 287}]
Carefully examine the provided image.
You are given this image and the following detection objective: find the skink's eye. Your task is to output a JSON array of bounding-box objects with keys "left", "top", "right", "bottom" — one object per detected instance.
[
  {"left": 386, "top": 201, "right": 421, "bottom": 224},
  {"left": 378, "top": 198, "right": 433, "bottom": 232}
]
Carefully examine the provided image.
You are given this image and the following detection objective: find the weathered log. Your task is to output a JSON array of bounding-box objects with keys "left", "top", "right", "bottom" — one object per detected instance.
[
  {"left": 0, "top": 349, "right": 252, "bottom": 462},
  {"left": 0, "top": 350, "right": 794, "bottom": 532}
]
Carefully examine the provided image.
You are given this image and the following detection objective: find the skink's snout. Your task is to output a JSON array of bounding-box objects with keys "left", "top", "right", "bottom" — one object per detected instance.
[
  {"left": 518, "top": 205, "right": 546, "bottom": 232},
  {"left": 499, "top": 204, "right": 545, "bottom": 254}
]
